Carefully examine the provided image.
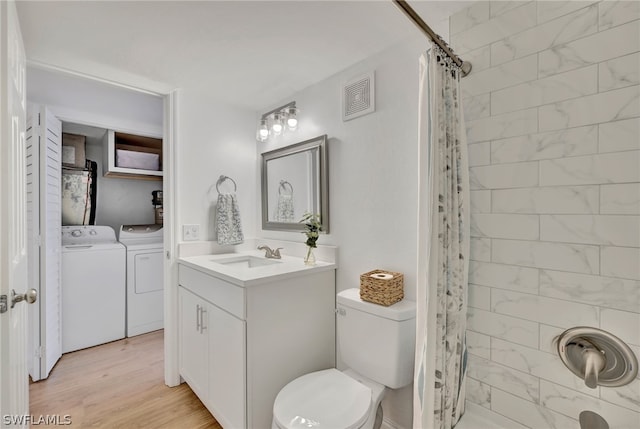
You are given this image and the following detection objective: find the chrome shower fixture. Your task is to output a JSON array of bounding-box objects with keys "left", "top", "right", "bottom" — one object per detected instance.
[{"left": 556, "top": 326, "right": 638, "bottom": 389}]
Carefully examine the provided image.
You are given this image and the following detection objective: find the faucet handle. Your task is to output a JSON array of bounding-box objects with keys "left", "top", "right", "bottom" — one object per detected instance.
[
  {"left": 257, "top": 245, "right": 273, "bottom": 257},
  {"left": 583, "top": 346, "right": 606, "bottom": 389},
  {"left": 273, "top": 248, "right": 283, "bottom": 258}
]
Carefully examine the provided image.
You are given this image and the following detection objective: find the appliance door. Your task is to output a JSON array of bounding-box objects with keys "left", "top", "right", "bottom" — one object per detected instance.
[
  {"left": 134, "top": 250, "right": 163, "bottom": 293},
  {"left": 61, "top": 246, "right": 126, "bottom": 353},
  {"left": 127, "top": 248, "right": 164, "bottom": 337}
]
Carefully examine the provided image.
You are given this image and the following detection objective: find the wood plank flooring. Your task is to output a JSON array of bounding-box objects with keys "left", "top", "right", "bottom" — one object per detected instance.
[{"left": 29, "top": 330, "right": 221, "bottom": 428}]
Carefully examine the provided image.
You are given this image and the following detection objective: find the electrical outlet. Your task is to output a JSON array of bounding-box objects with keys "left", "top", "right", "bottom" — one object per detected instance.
[{"left": 182, "top": 224, "right": 200, "bottom": 241}]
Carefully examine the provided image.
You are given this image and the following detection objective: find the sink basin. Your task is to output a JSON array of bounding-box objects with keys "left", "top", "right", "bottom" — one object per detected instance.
[{"left": 212, "top": 255, "right": 282, "bottom": 269}]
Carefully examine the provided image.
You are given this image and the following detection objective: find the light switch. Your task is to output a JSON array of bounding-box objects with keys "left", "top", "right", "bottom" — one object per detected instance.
[{"left": 182, "top": 224, "right": 200, "bottom": 241}]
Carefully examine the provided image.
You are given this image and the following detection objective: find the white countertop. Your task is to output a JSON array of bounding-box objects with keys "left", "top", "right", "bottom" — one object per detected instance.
[{"left": 178, "top": 250, "right": 336, "bottom": 287}]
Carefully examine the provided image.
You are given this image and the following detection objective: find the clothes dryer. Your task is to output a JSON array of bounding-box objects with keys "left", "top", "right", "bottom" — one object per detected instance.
[{"left": 119, "top": 224, "right": 164, "bottom": 337}]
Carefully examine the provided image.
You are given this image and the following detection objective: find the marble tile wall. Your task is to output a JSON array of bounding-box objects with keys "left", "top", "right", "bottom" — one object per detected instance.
[{"left": 450, "top": 2, "right": 640, "bottom": 427}]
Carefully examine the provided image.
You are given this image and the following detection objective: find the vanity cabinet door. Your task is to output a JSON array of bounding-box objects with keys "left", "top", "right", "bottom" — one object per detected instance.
[
  {"left": 208, "top": 304, "right": 246, "bottom": 429},
  {"left": 178, "top": 287, "right": 209, "bottom": 400}
]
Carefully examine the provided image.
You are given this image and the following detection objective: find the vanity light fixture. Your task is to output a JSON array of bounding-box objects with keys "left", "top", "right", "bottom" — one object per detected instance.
[{"left": 256, "top": 101, "right": 298, "bottom": 142}]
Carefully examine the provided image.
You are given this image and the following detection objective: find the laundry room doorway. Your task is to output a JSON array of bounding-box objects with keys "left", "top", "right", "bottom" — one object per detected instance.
[{"left": 25, "top": 65, "right": 175, "bottom": 384}]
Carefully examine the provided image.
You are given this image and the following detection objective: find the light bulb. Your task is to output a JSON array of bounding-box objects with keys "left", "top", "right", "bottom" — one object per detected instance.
[
  {"left": 256, "top": 119, "right": 269, "bottom": 142},
  {"left": 271, "top": 113, "right": 284, "bottom": 136},
  {"left": 286, "top": 107, "right": 298, "bottom": 131}
]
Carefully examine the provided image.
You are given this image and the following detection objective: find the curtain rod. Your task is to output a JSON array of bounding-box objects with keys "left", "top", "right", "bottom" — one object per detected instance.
[{"left": 392, "top": 0, "right": 472, "bottom": 77}]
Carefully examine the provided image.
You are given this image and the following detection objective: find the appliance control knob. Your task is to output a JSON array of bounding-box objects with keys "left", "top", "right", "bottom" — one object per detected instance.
[
  {"left": 71, "top": 229, "right": 82, "bottom": 237},
  {"left": 89, "top": 230, "right": 97, "bottom": 235},
  {"left": 127, "top": 227, "right": 134, "bottom": 232}
]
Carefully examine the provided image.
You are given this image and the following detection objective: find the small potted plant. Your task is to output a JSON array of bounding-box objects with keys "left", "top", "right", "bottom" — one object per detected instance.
[{"left": 300, "top": 212, "right": 321, "bottom": 265}]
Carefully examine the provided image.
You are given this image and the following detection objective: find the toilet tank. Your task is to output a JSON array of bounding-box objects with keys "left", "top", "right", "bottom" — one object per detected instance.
[{"left": 336, "top": 288, "right": 416, "bottom": 389}]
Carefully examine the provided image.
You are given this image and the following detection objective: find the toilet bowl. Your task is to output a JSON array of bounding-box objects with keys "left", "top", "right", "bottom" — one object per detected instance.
[
  {"left": 272, "top": 289, "right": 416, "bottom": 429},
  {"left": 272, "top": 368, "right": 385, "bottom": 429}
]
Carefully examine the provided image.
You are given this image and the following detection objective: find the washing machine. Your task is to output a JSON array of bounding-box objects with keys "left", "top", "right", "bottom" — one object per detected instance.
[
  {"left": 61, "top": 225, "right": 126, "bottom": 353},
  {"left": 119, "top": 224, "right": 164, "bottom": 337}
]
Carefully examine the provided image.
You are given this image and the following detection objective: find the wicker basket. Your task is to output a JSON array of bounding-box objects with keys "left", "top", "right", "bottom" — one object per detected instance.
[{"left": 359, "top": 269, "right": 404, "bottom": 306}]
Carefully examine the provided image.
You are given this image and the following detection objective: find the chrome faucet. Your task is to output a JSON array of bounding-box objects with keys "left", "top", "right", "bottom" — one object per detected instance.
[{"left": 257, "top": 245, "right": 282, "bottom": 259}]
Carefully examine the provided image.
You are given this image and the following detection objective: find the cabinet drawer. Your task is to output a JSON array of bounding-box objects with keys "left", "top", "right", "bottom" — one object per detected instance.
[{"left": 179, "top": 264, "right": 245, "bottom": 319}]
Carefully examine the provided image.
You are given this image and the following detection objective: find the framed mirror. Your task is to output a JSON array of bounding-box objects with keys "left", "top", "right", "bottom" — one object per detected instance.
[{"left": 261, "top": 135, "right": 329, "bottom": 232}]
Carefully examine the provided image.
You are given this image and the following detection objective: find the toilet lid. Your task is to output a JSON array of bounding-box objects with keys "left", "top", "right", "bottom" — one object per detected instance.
[{"left": 273, "top": 369, "right": 372, "bottom": 429}]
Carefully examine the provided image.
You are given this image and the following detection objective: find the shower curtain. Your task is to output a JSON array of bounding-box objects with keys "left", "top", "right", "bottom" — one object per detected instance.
[{"left": 414, "top": 46, "right": 470, "bottom": 429}]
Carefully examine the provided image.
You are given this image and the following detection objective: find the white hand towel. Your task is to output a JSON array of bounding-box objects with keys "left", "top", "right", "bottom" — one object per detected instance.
[{"left": 216, "top": 193, "right": 244, "bottom": 245}]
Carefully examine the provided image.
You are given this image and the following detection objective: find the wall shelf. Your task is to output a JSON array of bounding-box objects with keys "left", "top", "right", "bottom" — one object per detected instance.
[{"left": 103, "top": 130, "right": 163, "bottom": 180}]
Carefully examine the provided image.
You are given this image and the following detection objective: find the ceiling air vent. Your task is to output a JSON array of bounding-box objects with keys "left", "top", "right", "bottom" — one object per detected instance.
[{"left": 342, "top": 71, "right": 375, "bottom": 121}]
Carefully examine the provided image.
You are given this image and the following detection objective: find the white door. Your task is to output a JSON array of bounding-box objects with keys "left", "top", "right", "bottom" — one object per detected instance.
[
  {"left": 26, "top": 105, "right": 62, "bottom": 381},
  {"left": 0, "top": 1, "right": 33, "bottom": 427}
]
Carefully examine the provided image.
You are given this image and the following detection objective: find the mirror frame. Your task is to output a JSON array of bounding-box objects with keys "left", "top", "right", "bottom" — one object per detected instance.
[{"left": 261, "top": 135, "right": 329, "bottom": 232}]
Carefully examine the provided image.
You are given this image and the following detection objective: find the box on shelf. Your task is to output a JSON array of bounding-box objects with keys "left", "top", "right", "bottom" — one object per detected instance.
[
  {"left": 116, "top": 149, "right": 160, "bottom": 171},
  {"left": 62, "top": 133, "right": 86, "bottom": 169}
]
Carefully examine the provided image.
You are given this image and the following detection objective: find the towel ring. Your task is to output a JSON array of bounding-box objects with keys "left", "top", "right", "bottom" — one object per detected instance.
[
  {"left": 279, "top": 180, "right": 293, "bottom": 195},
  {"left": 216, "top": 175, "right": 237, "bottom": 193}
]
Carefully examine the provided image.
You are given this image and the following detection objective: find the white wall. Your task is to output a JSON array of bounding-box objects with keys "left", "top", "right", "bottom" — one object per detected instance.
[
  {"left": 175, "top": 86, "right": 257, "bottom": 243},
  {"left": 450, "top": 1, "right": 640, "bottom": 427},
  {"left": 258, "top": 36, "right": 426, "bottom": 300},
  {"left": 27, "top": 66, "right": 163, "bottom": 136},
  {"left": 255, "top": 32, "right": 439, "bottom": 428}
]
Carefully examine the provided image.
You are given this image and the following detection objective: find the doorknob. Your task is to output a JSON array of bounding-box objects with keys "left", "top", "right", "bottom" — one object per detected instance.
[{"left": 11, "top": 288, "right": 37, "bottom": 308}]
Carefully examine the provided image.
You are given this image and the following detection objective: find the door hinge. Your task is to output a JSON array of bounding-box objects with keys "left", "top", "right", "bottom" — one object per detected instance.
[
  {"left": 0, "top": 295, "right": 7, "bottom": 314},
  {"left": 36, "top": 346, "right": 45, "bottom": 359}
]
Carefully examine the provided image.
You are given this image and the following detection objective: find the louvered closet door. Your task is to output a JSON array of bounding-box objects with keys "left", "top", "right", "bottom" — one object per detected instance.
[
  {"left": 41, "top": 107, "right": 62, "bottom": 378},
  {"left": 26, "top": 105, "right": 41, "bottom": 381},
  {"left": 26, "top": 105, "right": 62, "bottom": 380}
]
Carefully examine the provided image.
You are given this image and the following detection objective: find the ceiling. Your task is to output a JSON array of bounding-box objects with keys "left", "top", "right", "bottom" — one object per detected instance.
[{"left": 16, "top": 1, "right": 471, "bottom": 111}]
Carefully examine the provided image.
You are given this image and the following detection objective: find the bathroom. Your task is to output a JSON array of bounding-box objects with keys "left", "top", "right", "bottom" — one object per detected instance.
[{"left": 5, "top": 1, "right": 639, "bottom": 428}]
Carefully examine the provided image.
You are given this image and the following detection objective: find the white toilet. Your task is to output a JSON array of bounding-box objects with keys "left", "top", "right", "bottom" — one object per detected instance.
[{"left": 272, "top": 288, "right": 416, "bottom": 429}]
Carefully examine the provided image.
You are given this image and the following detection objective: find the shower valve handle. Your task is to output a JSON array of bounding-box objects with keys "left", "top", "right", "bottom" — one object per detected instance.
[{"left": 583, "top": 346, "right": 606, "bottom": 389}]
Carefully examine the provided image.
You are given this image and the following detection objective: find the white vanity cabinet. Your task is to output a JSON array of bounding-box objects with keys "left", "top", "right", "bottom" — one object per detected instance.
[
  {"left": 179, "top": 268, "right": 246, "bottom": 429},
  {"left": 178, "top": 262, "right": 336, "bottom": 429}
]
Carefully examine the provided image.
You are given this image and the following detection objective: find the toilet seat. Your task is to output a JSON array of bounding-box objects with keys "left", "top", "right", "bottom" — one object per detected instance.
[{"left": 273, "top": 368, "right": 372, "bottom": 429}]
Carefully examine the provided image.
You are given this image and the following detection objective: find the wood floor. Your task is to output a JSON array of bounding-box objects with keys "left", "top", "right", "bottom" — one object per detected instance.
[{"left": 30, "top": 330, "right": 222, "bottom": 428}]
